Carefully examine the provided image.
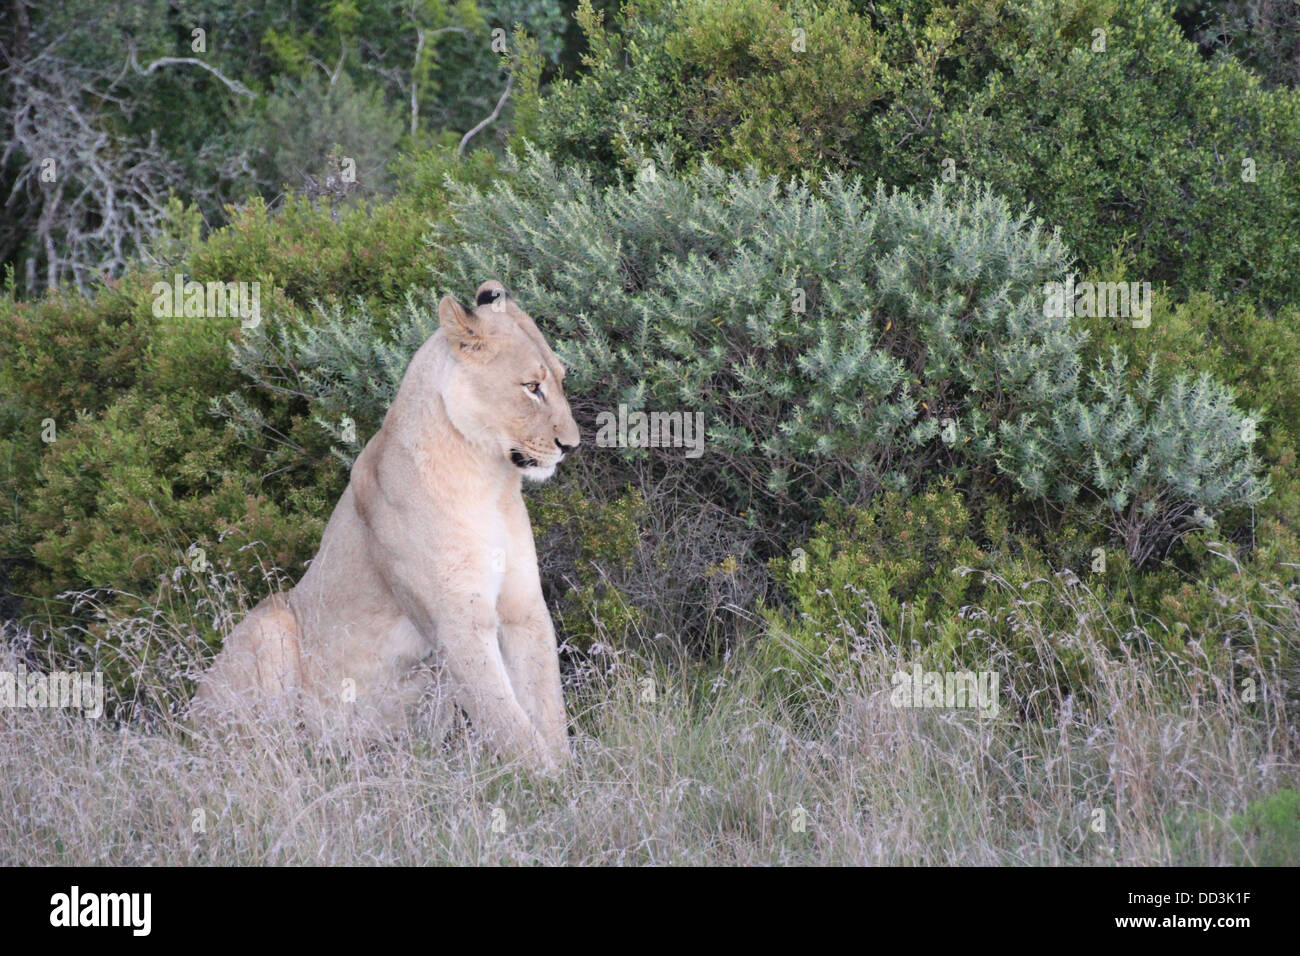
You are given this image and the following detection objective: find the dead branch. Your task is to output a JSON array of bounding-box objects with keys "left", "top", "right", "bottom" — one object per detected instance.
[
  {"left": 127, "top": 44, "right": 256, "bottom": 98},
  {"left": 457, "top": 73, "right": 513, "bottom": 156}
]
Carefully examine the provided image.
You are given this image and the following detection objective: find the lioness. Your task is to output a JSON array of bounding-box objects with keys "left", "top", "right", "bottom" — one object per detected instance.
[{"left": 192, "top": 281, "right": 580, "bottom": 771}]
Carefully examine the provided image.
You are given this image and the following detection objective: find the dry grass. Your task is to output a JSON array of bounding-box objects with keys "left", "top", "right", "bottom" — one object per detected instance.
[{"left": 1, "top": 569, "right": 1296, "bottom": 865}]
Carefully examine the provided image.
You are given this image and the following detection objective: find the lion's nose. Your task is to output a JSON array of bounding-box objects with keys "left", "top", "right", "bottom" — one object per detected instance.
[{"left": 556, "top": 439, "right": 577, "bottom": 455}]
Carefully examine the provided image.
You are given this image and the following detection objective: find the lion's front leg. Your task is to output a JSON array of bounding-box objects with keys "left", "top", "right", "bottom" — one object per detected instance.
[
  {"left": 497, "top": 582, "right": 569, "bottom": 764},
  {"left": 496, "top": 502, "right": 569, "bottom": 764},
  {"left": 405, "top": 590, "right": 558, "bottom": 772}
]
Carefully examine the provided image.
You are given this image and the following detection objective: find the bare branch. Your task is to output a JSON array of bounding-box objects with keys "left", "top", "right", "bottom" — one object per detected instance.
[
  {"left": 405, "top": 13, "right": 472, "bottom": 136},
  {"left": 127, "top": 44, "right": 256, "bottom": 98},
  {"left": 5, "top": 63, "right": 183, "bottom": 292},
  {"left": 410, "top": 27, "right": 426, "bottom": 136},
  {"left": 457, "top": 73, "right": 513, "bottom": 157}
]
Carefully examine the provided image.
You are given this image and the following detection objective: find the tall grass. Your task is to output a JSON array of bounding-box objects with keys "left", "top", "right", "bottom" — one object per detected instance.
[{"left": 1, "top": 566, "right": 1296, "bottom": 865}]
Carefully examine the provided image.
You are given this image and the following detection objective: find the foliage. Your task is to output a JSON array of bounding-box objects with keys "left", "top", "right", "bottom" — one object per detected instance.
[
  {"left": 537, "top": 0, "right": 1300, "bottom": 309},
  {"left": 1174, "top": 0, "right": 1300, "bottom": 88},
  {"left": 1228, "top": 788, "right": 1300, "bottom": 865},
  {"left": 0, "top": 275, "right": 159, "bottom": 607},
  {"left": 4, "top": 296, "right": 325, "bottom": 636},
  {"left": 251, "top": 73, "right": 405, "bottom": 198},
  {"left": 767, "top": 482, "right": 1296, "bottom": 713},
  {"left": 527, "top": 484, "right": 648, "bottom": 649},
  {"left": 0, "top": 0, "right": 572, "bottom": 293},
  {"left": 998, "top": 350, "right": 1267, "bottom": 564},
  {"left": 0, "top": 160, "right": 483, "bottom": 625},
  {"left": 434, "top": 148, "right": 1265, "bottom": 554}
]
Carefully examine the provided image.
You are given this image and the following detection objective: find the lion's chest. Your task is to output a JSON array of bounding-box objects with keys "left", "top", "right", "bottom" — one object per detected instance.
[{"left": 482, "top": 516, "right": 510, "bottom": 604}]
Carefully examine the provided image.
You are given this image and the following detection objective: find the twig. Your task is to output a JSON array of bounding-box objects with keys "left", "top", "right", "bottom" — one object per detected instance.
[
  {"left": 457, "top": 73, "right": 513, "bottom": 156},
  {"left": 127, "top": 44, "right": 256, "bottom": 98}
]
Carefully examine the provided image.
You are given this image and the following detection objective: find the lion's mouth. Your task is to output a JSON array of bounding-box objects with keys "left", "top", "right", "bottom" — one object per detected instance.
[{"left": 510, "top": 450, "right": 538, "bottom": 469}]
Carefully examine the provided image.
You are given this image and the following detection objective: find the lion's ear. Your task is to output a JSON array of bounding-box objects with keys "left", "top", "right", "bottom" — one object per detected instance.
[
  {"left": 475, "top": 280, "right": 508, "bottom": 307},
  {"left": 438, "top": 295, "right": 482, "bottom": 350}
]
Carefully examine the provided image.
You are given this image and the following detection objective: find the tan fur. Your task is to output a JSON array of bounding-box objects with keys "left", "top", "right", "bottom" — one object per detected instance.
[{"left": 191, "top": 280, "right": 581, "bottom": 771}]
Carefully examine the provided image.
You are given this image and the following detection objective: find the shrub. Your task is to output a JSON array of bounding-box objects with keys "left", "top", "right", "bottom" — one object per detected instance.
[
  {"left": 9, "top": 301, "right": 327, "bottom": 643},
  {"left": 766, "top": 481, "right": 1297, "bottom": 713},
  {"left": 763, "top": 484, "right": 1117, "bottom": 700},
  {"left": 228, "top": 148, "right": 1267, "bottom": 563},
  {"left": 1, "top": 159, "right": 482, "bottom": 628},
  {"left": 434, "top": 148, "right": 1264, "bottom": 555},
  {"left": 537, "top": 0, "right": 1300, "bottom": 309},
  {"left": 1228, "top": 788, "right": 1300, "bottom": 865},
  {"left": 0, "top": 274, "right": 160, "bottom": 609},
  {"left": 661, "top": 0, "right": 887, "bottom": 173},
  {"left": 765, "top": 485, "right": 991, "bottom": 686},
  {"left": 249, "top": 72, "right": 405, "bottom": 201},
  {"left": 1092, "top": 291, "right": 1300, "bottom": 550},
  {"left": 180, "top": 190, "right": 449, "bottom": 310},
  {"left": 19, "top": 388, "right": 323, "bottom": 605},
  {"left": 528, "top": 484, "right": 648, "bottom": 650},
  {"left": 939, "top": 0, "right": 1300, "bottom": 312},
  {"left": 997, "top": 349, "right": 1268, "bottom": 564},
  {"left": 220, "top": 151, "right": 1272, "bottom": 682}
]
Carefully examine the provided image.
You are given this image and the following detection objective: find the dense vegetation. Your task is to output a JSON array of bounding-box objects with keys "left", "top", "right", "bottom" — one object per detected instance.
[{"left": 1, "top": 0, "right": 1297, "bottom": 864}]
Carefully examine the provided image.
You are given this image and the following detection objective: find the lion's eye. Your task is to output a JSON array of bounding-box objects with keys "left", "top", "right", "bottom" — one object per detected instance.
[{"left": 524, "top": 382, "right": 543, "bottom": 397}]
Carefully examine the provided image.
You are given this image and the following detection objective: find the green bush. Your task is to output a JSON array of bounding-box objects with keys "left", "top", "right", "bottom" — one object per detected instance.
[
  {"left": 180, "top": 190, "right": 452, "bottom": 310},
  {"left": 538, "top": 0, "right": 1300, "bottom": 309},
  {"left": 998, "top": 349, "right": 1267, "bottom": 564},
  {"left": 1228, "top": 788, "right": 1300, "bottom": 865},
  {"left": 9, "top": 300, "right": 325, "bottom": 629},
  {"left": 1, "top": 157, "right": 483, "bottom": 628},
  {"left": 1093, "top": 291, "right": 1300, "bottom": 549},
  {"left": 527, "top": 484, "right": 648, "bottom": 649},
  {"left": 227, "top": 151, "right": 1266, "bottom": 587},
  {"left": 435, "top": 149, "right": 1264, "bottom": 554},
  {"left": 765, "top": 481, "right": 1298, "bottom": 712},
  {"left": 0, "top": 274, "right": 160, "bottom": 607},
  {"left": 21, "top": 388, "right": 324, "bottom": 609},
  {"left": 661, "top": 0, "right": 886, "bottom": 173},
  {"left": 765, "top": 485, "right": 991, "bottom": 682},
  {"left": 762, "top": 484, "right": 1116, "bottom": 713},
  {"left": 440, "top": 150, "right": 1079, "bottom": 519},
  {"left": 251, "top": 73, "right": 404, "bottom": 198},
  {"left": 940, "top": 0, "right": 1300, "bottom": 312}
]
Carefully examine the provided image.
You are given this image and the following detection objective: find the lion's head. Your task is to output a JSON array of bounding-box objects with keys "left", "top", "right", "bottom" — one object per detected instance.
[{"left": 436, "top": 280, "right": 580, "bottom": 482}]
